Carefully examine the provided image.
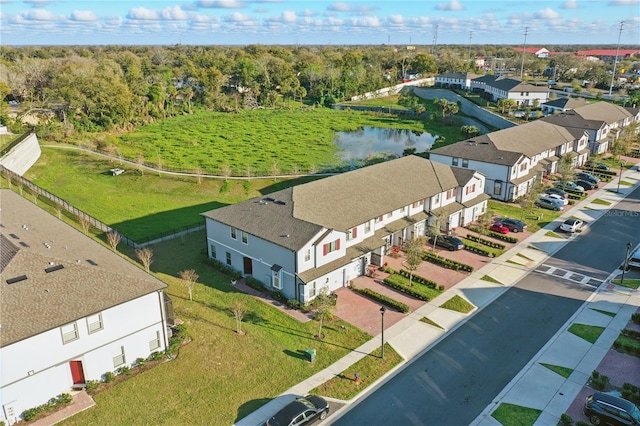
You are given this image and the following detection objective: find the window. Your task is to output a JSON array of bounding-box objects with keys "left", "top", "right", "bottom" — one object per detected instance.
[
  {"left": 112, "top": 346, "right": 126, "bottom": 368},
  {"left": 519, "top": 162, "right": 527, "bottom": 172},
  {"left": 452, "top": 157, "right": 459, "bottom": 166},
  {"left": 310, "top": 281, "right": 317, "bottom": 297},
  {"left": 86, "top": 313, "right": 103, "bottom": 334},
  {"left": 149, "top": 331, "right": 161, "bottom": 351},
  {"left": 210, "top": 244, "right": 216, "bottom": 259},
  {"left": 241, "top": 232, "right": 248, "bottom": 244},
  {"left": 61, "top": 322, "right": 79, "bottom": 344},
  {"left": 412, "top": 200, "right": 423, "bottom": 208},
  {"left": 446, "top": 188, "right": 456, "bottom": 199},
  {"left": 323, "top": 239, "right": 340, "bottom": 255},
  {"left": 462, "top": 159, "right": 469, "bottom": 168},
  {"left": 465, "top": 184, "right": 476, "bottom": 195},
  {"left": 494, "top": 181, "right": 503, "bottom": 196},
  {"left": 272, "top": 267, "right": 282, "bottom": 289},
  {"left": 433, "top": 194, "right": 440, "bottom": 204},
  {"left": 225, "top": 252, "right": 232, "bottom": 266},
  {"left": 346, "top": 227, "right": 357, "bottom": 241},
  {"left": 375, "top": 215, "right": 382, "bottom": 223},
  {"left": 230, "top": 227, "right": 237, "bottom": 240},
  {"left": 304, "top": 249, "right": 311, "bottom": 262},
  {"left": 386, "top": 212, "right": 392, "bottom": 218},
  {"left": 364, "top": 221, "right": 371, "bottom": 233}
]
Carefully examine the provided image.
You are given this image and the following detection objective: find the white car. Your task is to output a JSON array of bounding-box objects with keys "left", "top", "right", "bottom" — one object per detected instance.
[
  {"left": 540, "top": 193, "right": 568, "bottom": 206},
  {"left": 560, "top": 218, "right": 584, "bottom": 233},
  {"left": 628, "top": 249, "right": 640, "bottom": 269}
]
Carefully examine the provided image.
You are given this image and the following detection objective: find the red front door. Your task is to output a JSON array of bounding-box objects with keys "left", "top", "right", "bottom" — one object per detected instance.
[{"left": 69, "top": 360, "right": 85, "bottom": 385}]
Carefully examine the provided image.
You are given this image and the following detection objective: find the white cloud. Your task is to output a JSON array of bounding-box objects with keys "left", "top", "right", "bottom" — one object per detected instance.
[
  {"left": 300, "top": 9, "right": 316, "bottom": 17},
  {"left": 609, "top": 0, "right": 640, "bottom": 5},
  {"left": 17, "top": 8, "right": 59, "bottom": 21},
  {"left": 282, "top": 10, "right": 297, "bottom": 23},
  {"left": 160, "top": 6, "right": 189, "bottom": 20},
  {"left": 435, "top": 1, "right": 464, "bottom": 11},
  {"left": 197, "top": 0, "right": 245, "bottom": 9},
  {"left": 69, "top": 10, "right": 97, "bottom": 22},
  {"left": 327, "top": 2, "right": 374, "bottom": 13},
  {"left": 225, "top": 12, "right": 254, "bottom": 22},
  {"left": 535, "top": 8, "right": 561, "bottom": 19},
  {"left": 24, "top": 0, "right": 54, "bottom": 6},
  {"left": 561, "top": 0, "right": 580, "bottom": 9},
  {"left": 127, "top": 7, "right": 159, "bottom": 20}
]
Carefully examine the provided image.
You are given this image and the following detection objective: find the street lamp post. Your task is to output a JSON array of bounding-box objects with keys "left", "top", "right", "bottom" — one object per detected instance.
[
  {"left": 621, "top": 242, "right": 632, "bottom": 284},
  {"left": 380, "top": 306, "right": 386, "bottom": 359}
]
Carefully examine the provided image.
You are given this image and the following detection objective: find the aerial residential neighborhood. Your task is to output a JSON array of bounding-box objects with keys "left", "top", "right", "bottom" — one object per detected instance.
[{"left": 1, "top": 1, "right": 640, "bottom": 426}]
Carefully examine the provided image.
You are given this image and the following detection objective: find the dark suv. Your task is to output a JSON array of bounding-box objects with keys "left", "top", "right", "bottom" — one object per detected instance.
[
  {"left": 429, "top": 235, "right": 464, "bottom": 251},
  {"left": 266, "top": 395, "right": 329, "bottom": 426},
  {"left": 495, "top": 217, "right": 527, "bottom": 233},
  {"left": 584, "top": 392, "right": 640, "bottom": 426}
]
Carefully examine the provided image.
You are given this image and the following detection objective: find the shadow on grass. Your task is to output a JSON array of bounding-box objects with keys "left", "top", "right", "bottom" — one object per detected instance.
[
  {"left": 284, "top": 349, "right": 309, "bottom": 361},
  {"left": 262, "top": 321, "right": 370, "bottom": 354},
  {"left": 235, "top": 397, "right": 273, "bottom": 423}
]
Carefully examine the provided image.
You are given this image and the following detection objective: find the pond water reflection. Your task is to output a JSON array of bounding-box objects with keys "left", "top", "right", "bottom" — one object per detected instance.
[{"left": 334, "top": 127, "right": 440, "bottom": 160}]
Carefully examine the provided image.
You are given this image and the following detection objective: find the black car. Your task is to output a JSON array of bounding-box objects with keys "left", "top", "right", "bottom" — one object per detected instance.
[
  {"left": 584, "top": 391, "right": 640, "bottom": 426},
  {"left": 576, "top": 179, "right": 596, "bottom": 190},
  {"left": 576, "top": 172, "right": 601, "bottom": 185},
  {"left": 545, "top": 187, "right": 569, "bottom": 198},
  {"left": 266, "top": 395, "right": 329, "bottom": 426},
  {"left": 586, "top": 161, "right": 610, "bottom": 171},
  {"left": 495, "top": 217, "right": 527, "bottom": 233},
  {"left": 429, "top": 235, "right": 464, "bottom": 251}
]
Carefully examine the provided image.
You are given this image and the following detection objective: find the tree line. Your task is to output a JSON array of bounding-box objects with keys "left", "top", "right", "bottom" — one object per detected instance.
[{"left": 0, "top": 44, "right": 636, "bottom": 141}]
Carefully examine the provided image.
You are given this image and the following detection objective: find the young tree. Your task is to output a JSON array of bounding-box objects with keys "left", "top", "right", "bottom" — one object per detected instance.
[
  {"left": 557, "top": 154, "right": 575, "bottom": 183},
  {"left": 428, "top": 209, "right": 449, "bottom": 251},
  {"left": 79, "top": 215, "right": 91, "bottom": 235},
  {"left": 231, "top": 299, "right": 248, "bottom": 335},
  {"left": 611, "top": 124, "right": 638, "bottom": 193},
  {"left": 106, "top": 230, "right": 122, "bottom": 252},
  {"left": 136, "top": 247, "right": 155, "bottom": 273},
  {"left": 179, "top": 269, "right": 199, "bottom": 302},
  {"left": 403, "top": 236, "right": 426, "bottom": 286},
  {"left": 312, "top": 288, "right": 335, "bottom": 339}
]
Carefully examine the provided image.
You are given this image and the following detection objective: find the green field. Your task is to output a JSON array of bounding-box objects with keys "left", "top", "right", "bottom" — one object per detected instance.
[{"left": 95, "top": 107, "right": 463, "bottom": 176}]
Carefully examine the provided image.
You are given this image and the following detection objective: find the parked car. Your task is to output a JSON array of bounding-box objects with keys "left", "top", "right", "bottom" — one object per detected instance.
[
  {"left": 495, "top": 218, "right": 527, "bottom": 233},
  {"left": 489, "top": 222, "right": 510, "bottom": 234},
  {"left": 429, "top": 235, "right": 464, "bottom": 251},
  {"left": 554, "top": 181, "right": 585, "bottom": 193},
  {"left": 585, "top": 160, "right": 610, "bottom": 171},
  {"left": 536, "top": 197, "right": 563, "bottom": 211},
  {"left": 576, "top": 171, "right": 601, "bottom": 185},
  {"left": 545, "top": 187, "right": 569, "bottom": 198},
  {"left": 583, "top": 391, "right": 640, "bottom": 426},
  {"left": 628, "top": 248, "right": 640, "bottom": 270},
  {"left": 560, "top": 218, "right": 584, "bottom": 233},
  {"left": 266, "top": 395, "right": 329, "bottom": 426},
  {"left": 542, "top": 193, "right": 568, "bottom": 206},
  {"left": 576, "top": 179, "right": 596, "bottom": 190}
]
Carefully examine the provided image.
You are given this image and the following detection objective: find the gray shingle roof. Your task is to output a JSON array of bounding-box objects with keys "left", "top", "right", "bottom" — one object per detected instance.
[
  {"left": 0, "top": 189, "right": 166, "bottom": 347},
  {"left": 572, "top": 102, "right": 633, "bottom": 124},
  {"left": 203, "top": 156, "right": 464, "bottom": 249},
  {"left": 543, "top": 97, "right": 589, "bottom": 109}
]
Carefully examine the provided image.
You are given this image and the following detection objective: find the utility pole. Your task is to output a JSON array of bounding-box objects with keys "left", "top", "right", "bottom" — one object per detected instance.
[
  {"left": 432, "top": 24, "right": 438, "bottom": 56},
  {"left": 609, "top": 21, "right": 624, "bottom": 97},
  {"left": 468, "top": 31, "right": 473, "bottom": 66},
  {"left": 520, "top": 27, "right": 529, "bottom": 80}
]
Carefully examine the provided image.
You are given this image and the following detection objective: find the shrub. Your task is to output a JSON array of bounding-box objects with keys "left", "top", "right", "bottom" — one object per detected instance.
[
  {"left": 589, "top": 370, "right": 609, "bottom": 390},
  {"left": 422, "top": 251, "right": 474, "bottom": 272},
  {"left": 632, "top": 313, "right": 640, "bottom": 324},
  {"left": 204, "top": 258, "right": 242, "bottom": 279},
  {"left": 147, "top": 351, "right": 164, "bottom": 361},
  {"left": 116, "top": 366, "right": 131, "bottom": 375},
  {"left": 560, "top": 413, "right": 573, "bottom": 426},
  {"left": 397, "top": 269, "right": 439, "bottom": 289},
  {"left": 383, "top": 274, "right": 442, "bottom": 301},
  {"left": 245, "top": 276, "right": 265, "bottom": 291},
  {"left": 103, "top": 371, "right": 115, "bottom": 383},
  {"left": 22, "top": 393, "right": 73, "bottom": 421},
  {"left": 380, "top": 265, "right": 396, "bottom": 274},
  {"left": 351, "top": 285, "right": 410, "bottom": 313},
  {"left": 85, "top": 380, "right": 101, "bottom": 392},
  {"left": 464, "top": 244, "right": 495, "bottom": 257},
  {"left": 464, "top": 234, "right": 506, "bottom": 250},
  {"left": 287, "top": 298, "right": 301, "bottom": 309},
  {"left": 135, "top": 357, "right": 146, "bottom": 368}
]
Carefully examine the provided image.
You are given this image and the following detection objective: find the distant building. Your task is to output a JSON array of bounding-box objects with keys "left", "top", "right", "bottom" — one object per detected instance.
[
  {"left": 434, "top": 72, "right": 481, "bottom": 90},
  {"left": 471, "top": 75, "right": 549, "bottom": 107},
  {"left": 517, "top": 47, "right": 550, "bottom": 58},
  {"left": 541, "top": 97, "right": 589, "bottom": 115}
]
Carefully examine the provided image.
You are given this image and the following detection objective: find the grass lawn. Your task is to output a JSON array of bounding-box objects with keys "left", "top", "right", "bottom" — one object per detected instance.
[
  {"left": 568, "top": 323, "right": 605, "bottom": 344},
  {"left": 611, "top": 278, "right": 640, "bottom": 289},
  {"left": 440, "top": 295, "right": 475, "bottom": 313},
  {"left": 614, "top": 334, "right": 640, "bottom": 355},
  {"left": 309, "top": 344, "right": 403, "bottom": 400},
  {"left": 481, "top": 275, "right": 503, "bottom": 284},
  {"left": 491, "top": 402, "right": 542, "bottom": 426},
  {"left": 24, "top": 148, "right": 320, "bottom": 242},
  {"left": 590, "top": 308, "right": 616, "bottom": 317},
  {"left": 591, "top": 198, "right": 612, "bottom": 205},
  {"left": 61, "top": 231, "right": 372, "bottom": 426},
  {"left": 461, "top": 238, "right": 505, "bottom": 257},
  {"left": 539, "top": 363, "right": 573, "bottom": 378},
  {"left": 345, "top": 95, "right": 411, "bottom": 110},
  {"left": 420, "top": 317, "right": 445, "bottom": 329}
]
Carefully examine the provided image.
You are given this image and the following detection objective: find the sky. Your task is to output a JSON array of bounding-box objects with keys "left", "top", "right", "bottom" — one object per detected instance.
[{"left": 0, "top": 0, "right": 639, "bottom": 46}]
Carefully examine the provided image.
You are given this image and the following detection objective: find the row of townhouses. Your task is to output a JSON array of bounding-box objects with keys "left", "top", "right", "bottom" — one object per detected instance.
[
  {"left": 203, "top": 101, "right": 639, "bottom": 306},
  {"left": 0, "top": 189, "right": 173, "bottom": 425},
  {"left": 203, "top": 156, "right": 489, "bottom": 305}
]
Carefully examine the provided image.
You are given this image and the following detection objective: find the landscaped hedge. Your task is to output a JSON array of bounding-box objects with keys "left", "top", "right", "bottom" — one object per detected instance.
[
  {"left": 383, "top": 273, "right": 443, "bottom": 301},
  {"left": 422, "top": 251, "right": 474, "bottom": 273},
  {"left": 463, "top": 244, "right": 496, "bottom": 257},
  {"left": 22, "top": 393, "right": 73, "bottom": 422},
  {"left": 397, "top": 269, "right": 440, "bottom": 289},
  {"left": 465, "top": 234, "right": 506, "bottom": 250},
  {"left": 622, "top": 383, "right": 640, "bottom": 405},
  {"left": 351, "top": 285, "right": 409, "bottom": 313},
  {"left": 632, "top": 313, "right": 640, "bottom": 324}
]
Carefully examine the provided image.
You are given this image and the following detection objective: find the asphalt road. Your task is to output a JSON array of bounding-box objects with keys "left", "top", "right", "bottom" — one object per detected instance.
[{"left": 331, "top": 185, "right": 640, "bottom": 426}]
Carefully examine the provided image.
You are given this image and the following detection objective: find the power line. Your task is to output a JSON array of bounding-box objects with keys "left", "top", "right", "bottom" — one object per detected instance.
[
  {"left": 609, "top": 21, "right": 624, "bottom": 97},
  {"left": 520, "top": 27, "right": 529, "bottom": 80}
]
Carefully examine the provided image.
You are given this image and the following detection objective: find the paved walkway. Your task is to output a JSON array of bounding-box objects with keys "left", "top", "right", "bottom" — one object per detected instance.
[{"left": 236, "top": 161, "right": 640, "bottom": 426}]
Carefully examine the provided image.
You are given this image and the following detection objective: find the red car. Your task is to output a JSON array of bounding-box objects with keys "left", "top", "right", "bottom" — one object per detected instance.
[{"left": 489, "top": 222, "right": 510, "bottom": 234}]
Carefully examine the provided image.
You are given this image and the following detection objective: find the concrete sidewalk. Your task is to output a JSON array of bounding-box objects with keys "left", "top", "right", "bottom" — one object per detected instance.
[{"left": 235, "top": 163, "right": 640, "bottom": 426}]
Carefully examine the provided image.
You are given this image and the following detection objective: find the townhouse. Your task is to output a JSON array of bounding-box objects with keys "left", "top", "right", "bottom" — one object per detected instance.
[
  {"left": 541, "top": 97, "right": 588, "bottom": 115},
  {"left": 471, "top": 75, "right": 549, "bottom": 107},
  {"left": 434, "top": 72, "right": 481, "bottom": 91},
  {"left": 202, "top": 156, "right": 489, "bottom": 304},
  {"left": 429, "top": 120, "right": 590, "bottom": 202},
  {"left": 0, "top": 189, "right": 171, "bottom": 425},
  {"left": 542, "top": 102, "right": 639, "bottom": 154}
]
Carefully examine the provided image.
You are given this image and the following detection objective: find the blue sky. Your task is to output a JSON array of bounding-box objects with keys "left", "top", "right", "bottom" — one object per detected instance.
[{"left": 1, "top": 0, "right": 639, "bottom": 46}]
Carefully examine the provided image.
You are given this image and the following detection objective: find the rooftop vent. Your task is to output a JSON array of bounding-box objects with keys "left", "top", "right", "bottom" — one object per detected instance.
[
  {"left": 275, "top": 200, "right": 286, "bottom": 205},
  {"left": 265, "top": 197, "right": 276, "bottom": 202},
  {"left": 9, "top": 233, "right": 19, "bottom": 239},
  {"left": 86, "top": 259, "right": 98, "bottom": 266},
  {"left": 7, "top": 275, "right": 28, "bottom": 284},
  {"left": 45, "top": 264, "right": 64, "bottom": 273},
  {"left": 19, "top": 242, "right": 29, "bottom": 248},
  {"left": 43, "top": 243, "right": 51, "bottom": 249}
]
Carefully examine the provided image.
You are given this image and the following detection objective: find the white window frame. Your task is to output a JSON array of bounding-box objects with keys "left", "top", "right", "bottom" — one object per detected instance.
[
  {"left": 241, "top": 232, "right": 248, "bottom": 244},
  {"left": 86, "top": 313, "right": 103, "bottom": 334},
  {"left": 304, "top": 249, "right": 311, "bottom": 262},
  {"left": 225, "top": 252, "right": 232, "bottom": 266},
  {"left": 210, "top": 244, "right": 216, "bottom": 259},
  {"left": 364, "top": 221, "right": 371, "bottom": 233},
  {"left": 230, "top": 227, "right": 237, "bottom": 240},
  {"left": 61, "top": 322, "right": 79, "bottom": 344},
  {"left": 272, "top": 270, "right": 282, "bottom": 289},
  {"left": 310, "top": 281, "right": 316, "bottom": 297},
  {"left": 113, "top": 346, "right": 126, "bottom": 368}
]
